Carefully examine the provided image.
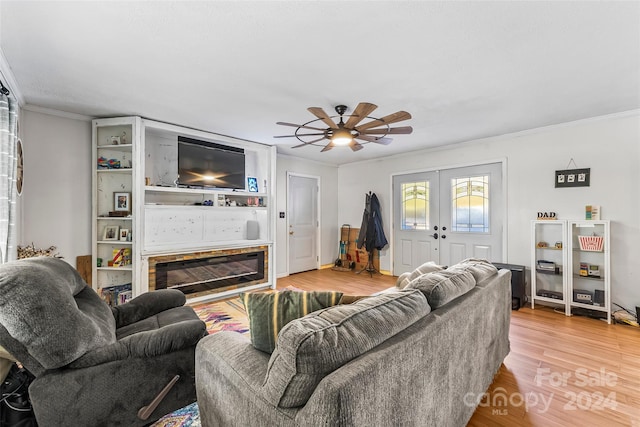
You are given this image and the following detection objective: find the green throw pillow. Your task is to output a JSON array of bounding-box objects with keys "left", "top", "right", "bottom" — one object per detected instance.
[{"left": 241, "top": 290, "right": 344, "bottom": 353}]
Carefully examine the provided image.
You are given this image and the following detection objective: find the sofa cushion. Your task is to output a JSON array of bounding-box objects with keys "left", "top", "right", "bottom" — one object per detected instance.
[
  {"left": 262, "top": 289, "right": 430, "bottom": 408},
  {"left": 406, "top": 270, "right": 476, "bottom": 309},
  {"left": 447, "top": 258, "right": 498, "bottom": 283},
  {"left": 396, "top": 261, "right": 444, "bottom": 289},
  {"left": 242, "top": 290, "right": 343, "bottom": 353}
]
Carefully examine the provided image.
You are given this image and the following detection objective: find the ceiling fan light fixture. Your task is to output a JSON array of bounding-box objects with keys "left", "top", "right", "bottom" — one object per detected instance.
[
  {"left": 331, "top": 128, "right": 353, "bottom": 146},
  {"left": 276, "top": 102, "right": 412, "bottom": 153}
]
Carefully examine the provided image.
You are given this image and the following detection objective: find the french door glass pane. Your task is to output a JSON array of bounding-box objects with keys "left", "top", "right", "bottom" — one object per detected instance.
[
  {"left": 401, "top": 181, "right": 429, "bottom": 230},
  {"left": 451, "top": 175, "right": 489, "bottom": 233}
]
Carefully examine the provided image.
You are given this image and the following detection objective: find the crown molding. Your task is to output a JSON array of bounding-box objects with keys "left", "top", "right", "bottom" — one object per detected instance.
[
  {"left": 340, "top": 108, "right": 640, "bottom": 169},
  {"left": 23, "top": 104, "right": 93, "bottom": 121},
  {"left": 0, "top": 47, "right": 25, "bottom": 106}
]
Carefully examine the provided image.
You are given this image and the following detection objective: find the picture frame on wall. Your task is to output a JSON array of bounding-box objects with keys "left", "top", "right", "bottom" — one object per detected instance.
[
  {"left": 555, "top": 168, "right": 590, "bottom": 188},
  {"left": 114, "top": 192, "right": 131, "bottom": 212},
  {"left": 103, "top": 225, "right": 119, "bottom": 241}
]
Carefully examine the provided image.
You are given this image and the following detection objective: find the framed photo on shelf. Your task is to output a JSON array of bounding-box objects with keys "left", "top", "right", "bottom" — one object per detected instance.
[
  {"left": 247, "top": 177, "right": 258, "bottom": 192},
  {"left": 119, "top": 228, "right": 129, "bottom": 241},
  {"left": 103, "top": 225, "right": 119, "bottom": 241},
  {"left": 114, "top": 192, "right": 131, "bottom": 212}
]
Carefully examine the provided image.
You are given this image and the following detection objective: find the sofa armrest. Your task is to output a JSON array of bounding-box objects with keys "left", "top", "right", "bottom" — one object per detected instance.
[
  {"left": 196, "top": 332, "right": 298, "bottom": 426},
  {"left": 69, "top": 319, "right": 206, "bottom": 368},
  {"left": 196, "top": 332, "right": 269, "bottom": 391},
  {"left": 111, "top": 289, "right": 186, "bottom": 328}
]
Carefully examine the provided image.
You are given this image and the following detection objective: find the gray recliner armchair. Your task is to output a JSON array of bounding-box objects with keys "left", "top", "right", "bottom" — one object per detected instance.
[{"left": 0, "top": 257, "right": 207, "bottom": 426}]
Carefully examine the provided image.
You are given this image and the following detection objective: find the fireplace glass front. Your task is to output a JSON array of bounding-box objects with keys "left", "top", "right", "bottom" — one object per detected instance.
[{"left": 155, "top": 250, "right": 265, "bottom": 295}]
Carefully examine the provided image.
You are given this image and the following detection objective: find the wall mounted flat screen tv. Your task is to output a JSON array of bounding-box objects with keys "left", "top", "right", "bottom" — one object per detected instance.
[{"left": 177, "top": 136, "right": 246, "bottom": 190}]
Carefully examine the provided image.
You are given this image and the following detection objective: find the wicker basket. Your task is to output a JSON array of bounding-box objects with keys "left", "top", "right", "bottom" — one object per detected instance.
[{"left": 578, "top": 235, "right": 604, "bottom": 252}]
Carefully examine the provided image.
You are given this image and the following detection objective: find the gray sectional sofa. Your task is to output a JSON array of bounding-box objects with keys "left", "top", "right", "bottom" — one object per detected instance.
[{"left": 196, "top": 260, "right": 511, "bottom": 426}]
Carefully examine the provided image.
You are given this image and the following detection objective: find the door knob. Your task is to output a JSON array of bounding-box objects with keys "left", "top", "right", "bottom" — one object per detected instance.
[
  {"left": 289, "top": 231, "right": 294, "bottom": 235},
  {"left": 433, "top": 226, "right": 438, "bottom": 231},
  {"left": 441, "top": 234, "right": 447, "bottom": 239},
  {"left": 431, "top": 233, "right": 438, "bottom": 239}
]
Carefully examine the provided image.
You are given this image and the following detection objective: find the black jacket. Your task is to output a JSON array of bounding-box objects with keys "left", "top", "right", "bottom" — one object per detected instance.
[{"left": 357, "top": 192, "right": 388, "bottom": 251}]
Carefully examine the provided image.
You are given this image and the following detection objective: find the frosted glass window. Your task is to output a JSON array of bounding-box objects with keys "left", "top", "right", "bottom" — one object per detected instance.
[
  {"left": 451, "top": 176, "right": 489, "bottom": 233},
  {"left": 401, "top": 182, "right": 429, "bottom": 230}
]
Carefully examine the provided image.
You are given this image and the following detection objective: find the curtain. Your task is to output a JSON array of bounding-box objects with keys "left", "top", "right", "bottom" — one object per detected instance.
[{"left": 0, "top": 93, "right": 18, "bottom": 263}]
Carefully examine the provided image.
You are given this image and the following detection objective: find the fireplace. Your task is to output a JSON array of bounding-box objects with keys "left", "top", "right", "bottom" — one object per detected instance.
[{"left": 148, "top": 246, "right": 268, "bottom": 297}]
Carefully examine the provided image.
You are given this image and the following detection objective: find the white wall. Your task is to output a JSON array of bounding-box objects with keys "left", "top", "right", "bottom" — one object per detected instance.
[
  {"left": 275, "top": 154, "right": 339, "bottom": 277},
  {"left": 20, "top": 109, "right": 91, "bottom": 263},
  {"left": 337, "top": 112, "right": 640, "bottom": 308},
  {"left": 19, "top": 110, "right": 341, "bottom": 278},
  {"left": 18, "top": 108, "right": 640, "bottom": 309}
]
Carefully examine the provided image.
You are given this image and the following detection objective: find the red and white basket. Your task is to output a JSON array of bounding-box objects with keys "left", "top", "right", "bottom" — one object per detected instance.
[{"left": 578, "top": 235, "right": 604, "bottom": 252}]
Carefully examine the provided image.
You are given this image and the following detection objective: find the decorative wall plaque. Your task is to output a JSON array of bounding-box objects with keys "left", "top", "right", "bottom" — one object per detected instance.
[{"left": 555, "top": 168, "right": 590, "bottom": 188}]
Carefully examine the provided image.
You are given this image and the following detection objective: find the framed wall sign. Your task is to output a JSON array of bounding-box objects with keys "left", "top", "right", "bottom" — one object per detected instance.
[{"left": 555, "top": 168, "right": 590, "bottom": 188}]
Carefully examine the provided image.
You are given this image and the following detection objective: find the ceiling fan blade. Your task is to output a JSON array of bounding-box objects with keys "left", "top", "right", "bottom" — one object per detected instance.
[
  {"left": 291, "top": 136, "right": 327, "bottom": 148},
  {"left": 355, "top": 135, "right": 393, "bottom": 145},
  {"left": 360, "top": 126, "right": 413, "bottom": 135},
  {"left": 276, "top": 122, "right": 327, "bottom": 132},
  {"left": 356, "top": 111, "right": 412, "bottom": 131},
  {"left": 308, "top": 107, "right": 338, "bottom": 129},
  {"left": 350, "top": 141, "right": 364, "bottom": 152},
  {"left": 274, "top": 133, "right": 326, "bottom": 138},
  {"left": 344, "top": 102, "right": 378, "bottom": 129},
  {"left": 321, "top": 142, "right": 335, "bottom": 152}
]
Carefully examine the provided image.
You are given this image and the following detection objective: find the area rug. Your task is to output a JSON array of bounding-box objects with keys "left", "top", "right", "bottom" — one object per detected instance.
[
  {"left": 151, "top": 402, "right": 201, "bottom": 427},
  {"left": 150, "top": 298, "right": 249, "bottom": 427},
  {"left": 192, "top": 297, "right": 249, "bottom": 335}
]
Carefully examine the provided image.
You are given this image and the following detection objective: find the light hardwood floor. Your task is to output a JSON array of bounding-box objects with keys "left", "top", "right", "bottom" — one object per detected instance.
[{"left": 276, "top": 269, "right": 640, "bottom": 426}]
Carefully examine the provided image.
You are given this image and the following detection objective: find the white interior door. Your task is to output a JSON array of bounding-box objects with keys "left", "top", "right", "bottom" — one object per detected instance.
[
  {"left": 288, "top": 173, "right": 319, "bottom": 274},
  {"left": 393, "top": 163, "right": 503, "bottom": 273},
  {"left": 393, "top": 171, "right": 440, "bottom": 276}
]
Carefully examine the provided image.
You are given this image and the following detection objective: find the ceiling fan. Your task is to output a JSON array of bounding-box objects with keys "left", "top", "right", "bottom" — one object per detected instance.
[{"left": 274, "top": 102, "right": 413, "bottom": 152}]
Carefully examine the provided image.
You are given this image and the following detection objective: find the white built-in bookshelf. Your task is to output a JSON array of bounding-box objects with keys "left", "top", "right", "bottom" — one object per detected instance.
[{"left": 92, "top": 117, "right": 276, "bottom": 303}]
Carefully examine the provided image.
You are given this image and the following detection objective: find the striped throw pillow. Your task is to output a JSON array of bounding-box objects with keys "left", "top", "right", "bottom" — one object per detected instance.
[{"left": 242, "top": 290, "right": 343, "bottom": 353}]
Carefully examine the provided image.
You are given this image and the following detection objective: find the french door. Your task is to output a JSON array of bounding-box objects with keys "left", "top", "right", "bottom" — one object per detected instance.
[{"left": 393, "top": 163, "right": 503, "bottom": 275}]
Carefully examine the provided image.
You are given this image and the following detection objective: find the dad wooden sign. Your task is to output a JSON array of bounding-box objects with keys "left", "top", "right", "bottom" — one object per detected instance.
[{"left": 537, "top": 212, "right": 557, "bottom": 220}]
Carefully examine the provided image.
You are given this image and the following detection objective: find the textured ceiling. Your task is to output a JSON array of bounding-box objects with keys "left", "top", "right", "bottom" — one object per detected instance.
[{"left": 1, "top": 1, "right": 639, "bottom": 165}]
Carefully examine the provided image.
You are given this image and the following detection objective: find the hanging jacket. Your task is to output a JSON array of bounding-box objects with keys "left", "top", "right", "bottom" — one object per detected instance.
[
  {"left": 357, "top": 193, "right": 371, "bottom": 249},
  {"left": 357, "top": 192, "right": 388, "bottom": 251},
  {"left": 367, "top": 193, "right": 388, "bottom": 251}
]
